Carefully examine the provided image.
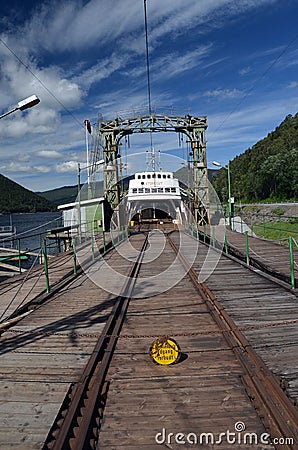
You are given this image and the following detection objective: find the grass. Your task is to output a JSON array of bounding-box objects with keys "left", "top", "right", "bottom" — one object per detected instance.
[{"left": 252, "top": 221, "right": 298, "bottom": 244}]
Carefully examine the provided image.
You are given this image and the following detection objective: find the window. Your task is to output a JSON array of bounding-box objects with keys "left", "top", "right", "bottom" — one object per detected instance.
[
  {"left": 157, "top": 174, "right": 161, "bottom": 178},
  {"left": 142, "top": 174, "right": 145, "bottom": 179},
  {"left": 145, "top": 188, "right": 150, "bottom": 193},
  {"left": 158, "top": 188, "right": 163, "bottom": 193},
  {"left": 163, "top": 174, "right": 166, "bottom": 179},
  {"left": 152, "top": 173, "right": 156, "bottom": 178},
  {"left": 167, "top": 174, "right": 171, "bottom": 178},
  {"left": 138, "top": 188, "right": 144, "bottom": 193},
  {"left": 152, "top": 188, "right": 157, "bottom": 193},
  {"left": 137, "top": 175, "right": 141, "bottom": 179},
  {"left": 165, "top": 187, "right": 170, "bottom": 193},
  {"left": 147, "top": 174, "right": 151, "bottom": 179},
  {"left": 132, "top": 188, "right": 137, "bottom": 193},
  {"left": 171, "top": 187, "right": 176, "bottom": 193}
]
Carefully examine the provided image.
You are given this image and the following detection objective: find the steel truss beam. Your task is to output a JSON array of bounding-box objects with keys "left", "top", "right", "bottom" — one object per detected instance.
[{"left": 92, "top": 113, "right": 209, "bottom": 226}]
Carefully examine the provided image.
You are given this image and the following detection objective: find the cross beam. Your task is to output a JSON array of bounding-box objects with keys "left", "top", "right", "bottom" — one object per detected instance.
[{"left": 92, "top": 113, "right": 209, "bottom": 225}]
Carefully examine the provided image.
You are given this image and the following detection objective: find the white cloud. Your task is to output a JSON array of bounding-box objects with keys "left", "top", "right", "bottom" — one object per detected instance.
[
  {"left": 0, "top": 35, "right": 84, "bottom": 139},
  {"left": 151, "top": 45, "right": 214, "bottom": 81},
  {"left": 239, "top": 66, "right": 251, "bottom": 76},
  {"left": 33, "top": 165, "right": 51, "bottom": 173},
  {"left": 74, "top": 53, "right": 131, "bottom": 90},
  {"left": 203, "top": 88, "right": 243, "bottom": 99},
  {"left": 207, "top": 94, "right": 298, "bottom": 155},
  {"left": 55, "top": 161, "right": 80, "bottom": 173},
  {"left": 0, "top": 162, "right": 31, "bottom": 172},
  {"left": 0, "top": 161, "right": 50, "bottom": 173},
  {"left": 36, "top": 150, "right": 62, "bottom": 159},
  {"left": 0, "top": 107, "right": 60, "bottom": 138},
  {"left": 8, "top": 0, "right": 278, "bottom": 57},
  {"left": 287, "top": 81, "right": 298, "bottom": 89}
]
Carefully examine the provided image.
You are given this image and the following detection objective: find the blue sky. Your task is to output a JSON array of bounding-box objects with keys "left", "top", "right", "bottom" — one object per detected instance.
[{"left": 0, "top": 0, "right": 297, "bottom": 191}]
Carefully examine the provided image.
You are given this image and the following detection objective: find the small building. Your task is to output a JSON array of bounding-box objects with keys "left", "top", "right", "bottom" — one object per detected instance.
[{"left": 57, "top": 197, "right": 105, "bottom": 234}]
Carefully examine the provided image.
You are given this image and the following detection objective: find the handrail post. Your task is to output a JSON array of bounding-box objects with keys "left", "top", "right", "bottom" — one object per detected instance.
[
  {"left": 40, "top": 234, "right": 43, "bottom": 264},
  {"left": 289, "top": 236, "right": 295, "bottom": 289},
  {"left": 43, "top": 242, "right": 50, "bottom": 293},
  {"left": 102, "top": 230, "right": 106, "bottom": 253},
  {"left": 211, "top": 226, "right": 215, "bottom": 247},
  {"left": 224, "top": 229, "right": 228, "bottom": 254},
  {"left": 245, "top": 231, "right": 249, "bottom": 265},
  {"left": 73, "top": 240, "right": 77, "bottom": 275},
  {"left": 91, "top": 234, "right": 95, "bottom": 261},
  {"left": 18, "top": 238, "right": 21, "bottom": 274}
]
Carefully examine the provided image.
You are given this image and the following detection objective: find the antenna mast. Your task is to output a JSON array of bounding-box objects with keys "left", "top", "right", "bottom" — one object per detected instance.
[
  {"left": 144, "top": 0, "right": 155, "bottom": 163},
  {"left": 144, "top": 0, "right": 152, "bottom": 116}
]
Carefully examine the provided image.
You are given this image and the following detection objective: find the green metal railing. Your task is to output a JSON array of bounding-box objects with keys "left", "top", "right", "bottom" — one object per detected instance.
[
  {"left": 184, "top": 220, "right": 297, "bottom": 290},
  {"left": 0, "top": 220, "right": 130, "bottom": 324},
  {"left": 230, "top": 213, "right": 298, "bottom": 244}
]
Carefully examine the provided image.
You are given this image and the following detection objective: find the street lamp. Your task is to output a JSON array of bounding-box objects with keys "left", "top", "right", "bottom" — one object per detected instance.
[
  {"left": 212, "top": 160, "right": 232, "bottom": 229},
  {"left": 0, "top": 95, "right": 40, "bottom": 120}
]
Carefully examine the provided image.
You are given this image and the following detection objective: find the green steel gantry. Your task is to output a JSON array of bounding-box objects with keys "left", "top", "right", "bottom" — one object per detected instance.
[{"left": 90, "top": 113, "right": 209, "bottom": 226}]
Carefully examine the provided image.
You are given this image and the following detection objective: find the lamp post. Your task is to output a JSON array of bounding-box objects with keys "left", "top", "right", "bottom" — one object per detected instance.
[
  {"left": 212, "top": 160, "right": 232, "bottom": 229},
  {"left": 0, "top": 95, "right": 40, "bottom": 120}
]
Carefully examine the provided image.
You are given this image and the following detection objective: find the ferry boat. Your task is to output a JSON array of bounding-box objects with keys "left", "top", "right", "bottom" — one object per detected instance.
[{"left": 126, "top": 170, "right": 186, "bottom": 225}]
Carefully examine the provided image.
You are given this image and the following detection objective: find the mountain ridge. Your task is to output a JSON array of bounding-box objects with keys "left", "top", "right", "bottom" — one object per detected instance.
[
  {"left": 211, "top": 112, "right": 298, "bottom": 202},
  {"left": 0, "top": 173, "right": 56, "bottom": 214}
]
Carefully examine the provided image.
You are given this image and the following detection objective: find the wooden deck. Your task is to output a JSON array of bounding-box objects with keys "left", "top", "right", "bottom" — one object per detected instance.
[
  {"left": 199, "top": 226, "right": 297, "bottom": 287},
  {"left": 0, "top": 234, "right": 144, "bottom": 449},
  {"left": 0, "top": 229, "right": 297, "bottom": 449},
  {"left": 98, "top": 236, "right": 276, "bottom": 449},
  {"left": 0, "top": 232, "right": 117, "bottom": 323},
  {"left": 174, "top": 232, "right": 298, "bottom": 405}
]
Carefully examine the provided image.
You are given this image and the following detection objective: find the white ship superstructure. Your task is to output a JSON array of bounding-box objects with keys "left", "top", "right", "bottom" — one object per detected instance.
[{"left": 126, "top": 170, "right": 186, "bottom": 224}]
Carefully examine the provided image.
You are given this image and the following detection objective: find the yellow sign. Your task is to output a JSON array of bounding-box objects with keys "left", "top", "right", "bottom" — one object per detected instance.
[{"left": 150, "top": 337, "right": 181, "bottom": 365}]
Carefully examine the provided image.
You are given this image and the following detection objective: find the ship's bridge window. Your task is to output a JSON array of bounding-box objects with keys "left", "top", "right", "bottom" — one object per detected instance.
[
  {"left": 142, "top": 175, "right": 146, "bottom": 179},
  {"left": 147, "top": 174, "right": 151, "bottom": 179},
  {"left": 171, "top": 187, "right": 176, "bottom": 193},
  {"left": 152, "top": 173, "right": 156, "bottom": 178},
  {"left": 137, "top": 175, "right": 141, "bottom": 179},
  {"left": 138, "top": 188, "right": 144, "bottom": 193},
  {"left": 157, "top": 174, "right": 161, "bottom": 178},
  {"left": 158, "top": 188, "right": 163, "bottom": 193},
  {"left": 163, "top": 174, "right": 166, "bottom": 179},
  {"left": 132, "top": 188, "right": 137, "bottom": 193},
  {"left": 167, "top": 174, "right": 171, "bottom": 178},
  {"left": 152, "top": 188, "right": 157, "bottom": 193},
  {"left": 145, "top": 188, "right": 150, "bottom": 193},
  {"left": 165, "top": 187, "right": 171, "bottom": 193}
]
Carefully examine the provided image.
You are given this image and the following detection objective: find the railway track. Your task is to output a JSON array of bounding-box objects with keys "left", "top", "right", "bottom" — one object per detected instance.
[{"left": 0, "top": 228, "right": 297, "bottom": 449}]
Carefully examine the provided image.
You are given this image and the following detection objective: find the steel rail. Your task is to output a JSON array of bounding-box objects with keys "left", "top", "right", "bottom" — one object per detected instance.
[
  {"left": 44, "top": 233, "right": 148, "bottom": 450},
  {"left": 167, "top": 233, "right": 298, "bottom": 450}
]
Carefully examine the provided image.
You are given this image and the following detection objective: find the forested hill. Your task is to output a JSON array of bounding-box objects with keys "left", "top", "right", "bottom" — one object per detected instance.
[
  {"left": 0, "top": 173, "right": 56, "bottom": 213},
  {"left": 211, "top": 113, "right": 298, "bottom": 202}
]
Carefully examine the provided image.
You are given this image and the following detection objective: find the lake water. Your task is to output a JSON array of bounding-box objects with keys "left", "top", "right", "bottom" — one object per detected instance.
[{"left": 0, "top": 211, "right": 62, "bottom": 251}]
